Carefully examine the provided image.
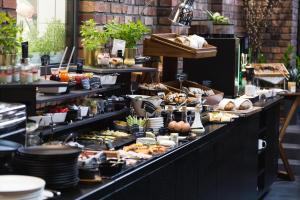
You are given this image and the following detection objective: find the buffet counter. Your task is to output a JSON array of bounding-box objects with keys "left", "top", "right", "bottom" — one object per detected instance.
[{"left": 58, "top": 97, "right": 281, "bottom": 200}]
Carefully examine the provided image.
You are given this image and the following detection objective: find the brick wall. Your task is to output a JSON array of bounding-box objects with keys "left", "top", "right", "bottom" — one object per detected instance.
[
  {"left": 208, "top": 0, "right": 298, "bottom": 62},
  {"left": 78, "top": 0, "right": 209, "bottom": 56},
  {"left": 0, "top": 0, "right": 16, "bottom": 17},
  {"left": 260, "top": 0, "right": 299, "bottom": 62},
  {"left": 1, "top": 0, "right": 297, "bottom": 63}
]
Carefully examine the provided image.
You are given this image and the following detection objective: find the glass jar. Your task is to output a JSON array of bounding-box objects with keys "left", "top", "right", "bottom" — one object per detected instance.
[
  {"left": 13, "top": 65, "right": 21, "bottom": 83},
  {"left": 0, "top": 66, "right": 6, "bottom": 84},
  {"left": 0, "top": 66, "right": 12, "bottom": 84},
  {"left": 31, "top": 64, "right": 40, "bottom": 82},
  {"left": 50, "top": 68, "right": 60, "bottom": 81},
  {"left": 20, "top": 65, "right": 33, "bottom": 84},
  {"left": 59, "top": 67, "right": 69, "bottom": 82}
]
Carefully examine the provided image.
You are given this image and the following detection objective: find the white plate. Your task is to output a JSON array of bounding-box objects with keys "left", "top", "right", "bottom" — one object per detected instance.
[
  {"left": 148, "top": 122, "right": 164, "bottom": 125},
  {"left": 0, "top": 175, "right": 45, "bottom": 193},
  {"left": 0, "top": 189, "right": 43, "bottom": 200},
  {"left": 38, "top": 86, "right": 67, "bottom": 94},
  {"left": 148, "top": 117, "right": 163, "bottom": 121}
]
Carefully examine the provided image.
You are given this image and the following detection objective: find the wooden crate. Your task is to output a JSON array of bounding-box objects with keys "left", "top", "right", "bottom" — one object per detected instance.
[{"left": 163, "top": 80, "right": 224, "bottom": 105}]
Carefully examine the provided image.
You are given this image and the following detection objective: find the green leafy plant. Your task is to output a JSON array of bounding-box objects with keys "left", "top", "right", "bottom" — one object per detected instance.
[
  {"left": 281, "top": 44, "right": 294, "bottom": 70},
  {"left": 80, "top": 19, "right": 108, "bottom": 51},
  {"left": 257, "top": 53, "right": 267, "bottom": 63},
  {"left": 207, "top": 11, "right": 230, "bottom": 25},
  {"left": 281, "top": 44, "right": 300, "bottom": 82},
  {"left": 0, "top": 12, "right": 22, "bottom": 54},
  {"left": 105, "top": 20, "right": 150, "bottom": 48},
  {"left": 295, "top": 56, "right": 300, "bottom": 83},
  {"left": 30, "top": 19, "right": 65, "bottom": 55}
]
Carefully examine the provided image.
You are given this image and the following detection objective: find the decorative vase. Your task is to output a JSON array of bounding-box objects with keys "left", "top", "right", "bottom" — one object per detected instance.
[
  {"left": 84, "top": 48, "right": 101, "bottom": 66},
  {"left": 288, "top": 81, "right": 296, "bottom": 93},
  {"left": 0, "top": 54, "right": 5, "bottom": 65},
  {"left": 211, "top": 24, "right": 234, "bottom": 37},
  {"left": 189, "top": 20, "right": 213, "bottom": 36},
  {"left": 124, "top": 48, "right": 136, "bottom": 66},
  {"left": 0, "top": 54, "right": 16, "bottom": 66}
]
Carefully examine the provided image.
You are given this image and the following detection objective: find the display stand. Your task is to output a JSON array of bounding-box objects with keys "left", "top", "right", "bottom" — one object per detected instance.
[{"left": 143, "top": 34, "right": 217, "bottom": 82}]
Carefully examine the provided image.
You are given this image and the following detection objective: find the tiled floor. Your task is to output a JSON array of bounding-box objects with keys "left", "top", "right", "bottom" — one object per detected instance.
[{"left": 263, "top": 176, "right": 300, "bottom": 200}]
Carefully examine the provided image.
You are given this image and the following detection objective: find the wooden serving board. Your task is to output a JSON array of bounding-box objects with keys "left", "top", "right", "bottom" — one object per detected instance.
[
  {"left": 252, "top": 63, "right": 289, "bottom": 77},
  {"left": 218, "top": 106, "right": 262, "bottom": 117}
]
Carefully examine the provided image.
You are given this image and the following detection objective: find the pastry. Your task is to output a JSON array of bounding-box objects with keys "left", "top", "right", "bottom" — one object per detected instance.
[
  {"left": 234, "top": 99, "right": 253, "bottom": 110},
  {"left": 149, "top": 145, "right": 167, "bottom": 155},
  {"left": 224, "top": 102, "right": 235, "bottom": 111},
  {"left": 187, "top": 35, "right": 208, "bottom": 49},
  {"left": 175, "top": 36, "right": 190, "bottom": 46},
  {"left": 239, "top": 101, "right": 252, "bottom": 110}
]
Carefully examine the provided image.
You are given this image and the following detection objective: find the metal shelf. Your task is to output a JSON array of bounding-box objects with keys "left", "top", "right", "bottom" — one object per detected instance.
[
  {"left": 39, "top": 108, "right": 130, "bottom": 136},
  {"left": 0, "top": 80, "right": 67, "bottom": 89},
  {"left": 69, "top": 65, "right": 157, "bottom": 74},
  {"left": 36, "top": 85, "right": 121, "bottom": 104}
]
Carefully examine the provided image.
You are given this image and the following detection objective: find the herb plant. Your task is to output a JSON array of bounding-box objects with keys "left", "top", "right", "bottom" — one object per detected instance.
[
  {"left": 281, "top": 44, "right": 300, "bottom": 83},
  {"left": 207, "top": 11, "right": 230, "bottom": 25},
  {"left": 80, "top": 19, "right": 108, "bottom": 51},
  {"left": 105, "top": 20, "right": 150, "bottom": 48},
  {"left": 0, "top": 12, "right": 22, "bottom": 54}
]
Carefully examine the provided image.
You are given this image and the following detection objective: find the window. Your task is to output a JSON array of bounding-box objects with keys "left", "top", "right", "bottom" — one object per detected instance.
[{"left": 16, "top": 0, "right": 77, "bottom": 65}]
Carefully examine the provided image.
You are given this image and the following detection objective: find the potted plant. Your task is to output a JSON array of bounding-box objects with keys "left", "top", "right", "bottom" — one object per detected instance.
[
  {"left": 282, "top": 44, "right": 300, "bottom": 91},
  {"left": 30, "top": 19, "right": 65, "bottom": 65},
  {"left": 207, "top": 11, "right": 234, "bottom": 36},
  {"left": 80, "top": 19, "right": 108, "bottom": 66},
  {"left": 0, "top": 12, "right": 22, "bottom": 66},
  {"left": 105, "top": 20, "right": 150, "bottom": 66}
]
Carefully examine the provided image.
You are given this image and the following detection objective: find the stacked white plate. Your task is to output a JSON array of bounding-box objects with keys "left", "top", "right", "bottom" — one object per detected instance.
[
  {"left": 0, "top": 175, "right": 45, "bottom": 200},
  {"left": 147, "top": 117, "right": 164, "bottom": 133}
]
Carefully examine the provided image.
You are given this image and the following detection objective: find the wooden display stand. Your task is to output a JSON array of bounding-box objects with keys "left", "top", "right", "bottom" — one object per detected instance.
[{"left": 143, "top": 33, "right": 217, "bottom": 82}]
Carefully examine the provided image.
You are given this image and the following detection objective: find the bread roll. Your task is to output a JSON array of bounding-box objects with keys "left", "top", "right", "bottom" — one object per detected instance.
[
  {"left": 239, "top": 101, "right": 252, "bottom": 110},
  {"left": 188, "top": 35, "right": 208, "bottom": 49},
  {"left": 224, "top": 102, "right": 235, "bottom": 111},
  {"left": 175, "top": 36, "right": 190, "bottom": 46}
]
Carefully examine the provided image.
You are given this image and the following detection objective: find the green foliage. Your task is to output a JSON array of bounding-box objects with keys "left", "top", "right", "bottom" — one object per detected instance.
[
  {"left": 207, "top": 11, "right": 230, "bottom": 25},
  {"left": 248, "top": 48, "right": 253, "bottom": 63},
  {"left": 80, "top": 19, "right": 108, "bottom": 51},
  {"left": 0, "top": 12, "right": 22, "bottom": 54},
  {"left": 30, "top": 19, "right": 66, "bottom": 55},
  {"left": 281, "top": 44, "right": 300, "bottom": 82},
  {"left": 105, "top": 20, "right": 150, "bottom": 48},
  {"left": 295, "top": 56, "right": 300, "bottom": 83},
  {"left": 258, "top": 53, "right": 267, "bottom": 63},
  {"left": 281, "top": 44, "right": 294, "bottom": 70}
]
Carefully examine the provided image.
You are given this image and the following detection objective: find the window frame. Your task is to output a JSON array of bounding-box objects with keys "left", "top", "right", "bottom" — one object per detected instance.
[{"left": 17, "top": 0, "right": 79, "bottom": 75}]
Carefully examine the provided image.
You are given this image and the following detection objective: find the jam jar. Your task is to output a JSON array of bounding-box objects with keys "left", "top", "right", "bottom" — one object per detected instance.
[
  {"left": 13, "top": 65, "right": 21, "bottom": 82},
  {"left": 20, "top": 65, "right": 33, "bottom": 84},
  {"left": 31, "top": 64, "right": 40, "bottom": 82},
  {"left": 0, "top": 66, "right": 13, "bottom": 84}
]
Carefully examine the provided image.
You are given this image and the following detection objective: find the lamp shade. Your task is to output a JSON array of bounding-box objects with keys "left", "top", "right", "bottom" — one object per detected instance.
[{"left": 169, "top": 0, "right": 195, "bottom": 26}]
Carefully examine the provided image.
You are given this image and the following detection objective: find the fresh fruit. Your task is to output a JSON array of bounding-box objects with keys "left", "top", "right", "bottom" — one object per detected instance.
[{"left": 126, "top": 115, "right": 147, "bottom": 127}]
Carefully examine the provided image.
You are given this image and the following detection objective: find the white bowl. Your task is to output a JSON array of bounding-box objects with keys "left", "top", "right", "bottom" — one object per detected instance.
[
  {"left": 79, "top": 106, "right": 89, "bottom": 117},
  {"left": 28, "top": 115, "right": 52, "bottom": 127},
  {"left": 46, "top": 112, "right": 67, "bottom": 123}
]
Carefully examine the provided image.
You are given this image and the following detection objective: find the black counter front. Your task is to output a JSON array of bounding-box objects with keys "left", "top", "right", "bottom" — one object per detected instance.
[{"left": 58, "top": 97, "right": 281, "bottom": 200}]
